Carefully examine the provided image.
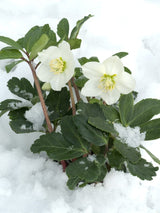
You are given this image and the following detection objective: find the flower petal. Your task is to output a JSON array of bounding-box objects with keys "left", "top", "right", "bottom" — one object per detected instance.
[
  {"left": 50, "top": 74, "right": 67, "bottom": 91},
  {"left": 103, "top": 56, "right": 124, "bottom": 75},
  {"left": 38, "top": 46, "right": 61, "bottom": 64},
  {"left": 115, "top": 72, "right": 136, "bottom": 94},
  {"left": 82, "top": 62, "right": 105, "bottom": 79},
  {"left": 100, "top": 88, "right": 120, "bottom": 105},
  {"left": 36, "top": 65, "right": 54, "bottom": 82},
  {"left": 81, "top": 79, "right": 102, "bottom": 97}
]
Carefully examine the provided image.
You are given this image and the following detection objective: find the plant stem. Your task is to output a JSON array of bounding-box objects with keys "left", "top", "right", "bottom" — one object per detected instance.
[
  {"left": 71, "top": 77, "right": 80, "bottom": 102},
  {"left": 28, "top": 61, "right": 53, "bottom": 133},
  {"left": 68, "top": 80, "right": 76, "bottom": 116}
]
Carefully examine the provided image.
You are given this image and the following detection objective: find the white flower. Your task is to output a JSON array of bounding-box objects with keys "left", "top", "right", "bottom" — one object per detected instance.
[
  {"left": 37, "top": 41, "right": 75, "bottom": 91},
  {"left": 81, "top": 56, "right": 135, "bottom": 105}
]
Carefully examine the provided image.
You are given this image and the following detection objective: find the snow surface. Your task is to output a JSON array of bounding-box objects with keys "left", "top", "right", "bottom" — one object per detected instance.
[{"left": 0, "top": 0, "right": 160, "bottom": 212}]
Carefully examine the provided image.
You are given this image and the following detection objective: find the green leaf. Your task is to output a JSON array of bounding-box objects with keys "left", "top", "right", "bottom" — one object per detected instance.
[
  {"left": 0, "top": 49, "right": 22, "bottom": 59},
  {"left": 129, "top": 99, "right": 160, "bottom": 127},
  {"left": 0, "top": 109, "right": 8, "bottom": 117},
  {"left": 0, "top": 36, "right": 23, "bottom": 50},
  {"left": 7, "top": 77, "right": 37, "bottom": 101},
  {"left": 119, "top": 93, "right": 134, "bottom": 126},
  {"left": 8, "top": 108, "right": 35, "bottom": 134},
  {"left": 74, "top": 115, "right": 108, "bottom": 146},
  {"left": 68, "top": 38, "right": 81, "bottom": 49},
  {"left": 74, "top": 76, "right": 88, "bottom": 88},
  {"left": 61, "top": 116, "right": 90, "bottom": 153},
  {"left": 0, "top": 99, "right": 23, "bottom": 111},
  {"left": 100, "top": 105, "right": 120, "bottom": 122},
  {"left": 23, "top": 24, "right": 57, "bottom": 53},
  {"left": 70, "top": 14, "right": 93, "bottom": 39},
  {"left": 140, "top": 118, "right": 160, "bottom": 140},
  {"left": 114, "top": 139, "right": 141, "bottom": 163},
  {"left": 67, "top": 176, "right": 81, "bottom": 190},
  {"left": 57, "top": 18, "right": 69, "bottom": 40},
  {"left": 30, "top": 34, "right": 49, "bottom": 59},
  {"left": 140, "top": 145, "right": 160, "bottom": 165},
  {"left": 78, "top": 56, "right": 99, "bottom": 66},
  {"left": 108, "top": 149, "right": 125, "bottom": 170},
  {"left": 127, "top": 158, "right": 158, "bottom": 180},
  {"left": 88, "top": 116, "right": 117, "bottom": 135},
  {"left": 45, "top": 88, "right": 70, "bottom": 121},
  {"left": 124, "top": 66, "right": 132, "bottom": 74},
  {"left": 31, "top": 132, "right": 87, "bottom": 161},
  {"left": 5, "top": 60, "right": 23, "bottom": 73},
  {"left": 113, "top": 52, "right": 128, "bottom": 58},
  {"left": 66, "top": 157, "right": 101, "bottom": 182}
]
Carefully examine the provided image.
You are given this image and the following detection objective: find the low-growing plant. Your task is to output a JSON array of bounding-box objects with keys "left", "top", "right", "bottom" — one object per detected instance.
[{"left": 0, "top": 15, "right": 160, "bottom": 189}]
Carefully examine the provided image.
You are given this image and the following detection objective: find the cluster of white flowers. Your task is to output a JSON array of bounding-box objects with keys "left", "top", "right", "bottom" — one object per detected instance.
[{"left": 37, "top": 41, "right": 135, "bottom": 105}]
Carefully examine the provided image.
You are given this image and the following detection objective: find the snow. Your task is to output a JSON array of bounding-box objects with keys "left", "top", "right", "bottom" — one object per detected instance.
[
  {"left": 24, "top": 102, "right": 45, "bottom": 131},
  {"left": 114, "top": 123, "right": 146, "bottom": 148},
  {"left": 0, "top": 0, "right": 160, "bottom": 212}
]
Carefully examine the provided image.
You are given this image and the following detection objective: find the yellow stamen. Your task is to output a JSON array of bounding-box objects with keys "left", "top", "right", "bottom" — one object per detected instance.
[
  {"left": 49, "top": 57, "right": 66, "bottom": 74},
  {"left": 99, "top": 74, "right": 117, "bottom": 91}
]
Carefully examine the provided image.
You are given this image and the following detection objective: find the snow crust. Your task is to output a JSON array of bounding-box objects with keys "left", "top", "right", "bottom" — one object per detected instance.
[
  {"left": 0, "top": 0, "right": 160, "bottom": 212},
  {"left": 114, "top": 123, "right": 146, "bottom": 148}
]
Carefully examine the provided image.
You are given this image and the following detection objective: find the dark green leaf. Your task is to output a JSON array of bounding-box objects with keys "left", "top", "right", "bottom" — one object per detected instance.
[
  {"left": 113, "top": 52, "right": 128, "bottom": 58},
  {"left": 0, "top": 99, "right": 23, "bottom": 111},
  {"left": 45, "top": 88, "right": 70, "bottom": 121},
  {"left": 78, "top": 56, "right": 99, "bottom": 66},
  {"left": 68, "top": 38, "right": 81, "bottom": 49},
  {"left": 70, "top": 14, "right": 93, "bottom": 39},
  {"left": 7, "top": 77, "right": 37, "bottom": 101},
  {"left": 66, "top": 157, "right": 101, "bottom": 182},
  {"left": 114, "top": 139, "right": 141, "bottom": 163},
  {"left": 74, "top": 76, "right": 88, "bottom": 88},
  {"left": 129, "top": 99, "right": 160, "bottom": 127},
  {"left": 108, "top": 149, "right": 125, "bottom": 170},
  {"left": 0, "top": 36, "right": 23, "bottom": 50},
  {"left": 96, "top": 165, "right": 107, "bottom": 182},
  {"left": 8, "top": 108, "right": 35, "bottom": 134},
  {"left": 57, "top": 18, "right": 69, "bottom": 40},
  {"left": 127, "top": 158, "right": 158, "bottom": 180},
  {"left": 0, "top": 49, "right": 22, "bottom": 59},
  {"left": 61, "top": 116, "right": 90, "bottom": 153},
  {"left": 5, "top": 60, "right": 23, "bottom": 73},
  {"left": 140, "top": 145, "right": 160, "bottom": 165},
  {"left": 67, "top": 176, "right": 81, "bottom": 190},
  {"left": 100, "top": 104, "right": 120, "bottom": 122},
  {"left": 124, "top": 66, "right": 132, "bottom": 74},
  {"left": 74, "top": 114, "right": 108, "bottom": 146},
  {"left": 31, "top": 132, "right": 86, "bottom": 161},
  {"left": 140, "top": 118, "right": 160, "bottom": 140},
  {"left": 119, "top": 93, "right": 134, "bottom": 126},
  {"left": 30, "top": 34, "right": 49, "bottom": 59},
  {"left": 88, "top": 116, "right": 117, "bottom": 135}
]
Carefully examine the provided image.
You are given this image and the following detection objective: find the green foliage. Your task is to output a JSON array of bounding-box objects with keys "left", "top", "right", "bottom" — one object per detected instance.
[
  {"left": 127, "top": 159, "right": 158, "bottom": 180},
  {"left": 5, "top": 60, "right": 23, "bottom": 73},
  {"left": 0, "top": 35, "right": 23, "bottom": 50},
  {"left": 140, "top": 145, "right": 160, "bottom": 165},
  {"left": 8, "top": 108, "right": 35, "bottom": 133},
  {"left": 114, "top": 139, "right": 141, "bottom": 163},
  {"left": 108, "top": 149, "right": 125, "bottom": 170},
  {"left": 113, "top": 52, "right": 128, "bottom": 58},
  {"left": 70, "top": 14, "right": 93, "bottom": 39},
  {"left": 45, "top": 87, "right": 70, "bottom": 121},
  {"left": 119, "top": 93, "right": 134, "bottom": 126},
  {"left": 78, "top": 56, "right": 99, "bottom": 65},
  {"left": 0, "top": 48, "right": 22, "bottom": 59},
  {"left": 29, "top": 34, "right": 49, "bottom": 59},
  {"left": 57, "top": 18, "right": 69, "bottom": 40}
]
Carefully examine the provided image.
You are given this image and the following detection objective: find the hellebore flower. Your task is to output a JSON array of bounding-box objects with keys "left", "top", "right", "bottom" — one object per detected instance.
[
  {"left": 81, "top": 56, "right": 135, "bottom": 105},
  {"left": 37, "top": 41, "right": 75, "bottom": 91}
]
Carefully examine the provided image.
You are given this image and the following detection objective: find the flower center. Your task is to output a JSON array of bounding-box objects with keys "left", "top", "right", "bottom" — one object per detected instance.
[
  {"left": 99, "top": 74, "right": 117, "bottom": 91},
  {"left": 49, "top": 57, "right": 66, "bottom": 74}
]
